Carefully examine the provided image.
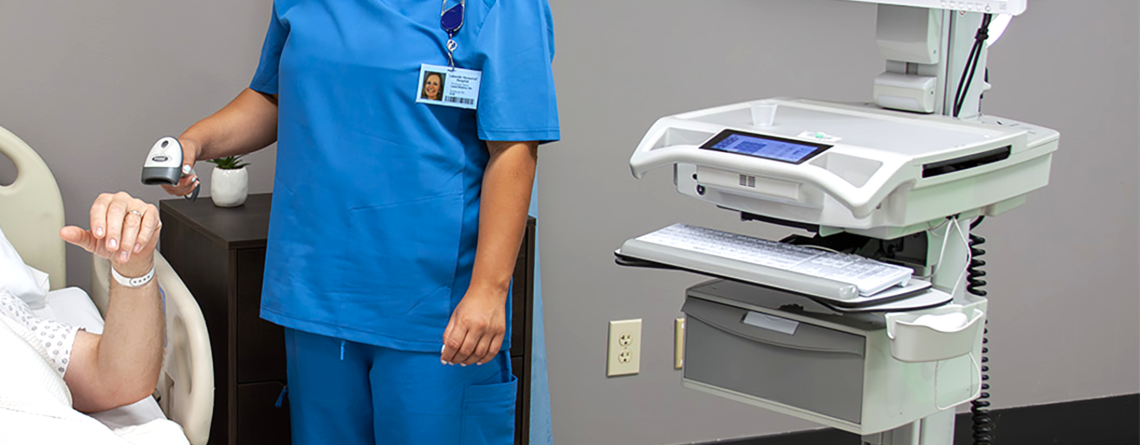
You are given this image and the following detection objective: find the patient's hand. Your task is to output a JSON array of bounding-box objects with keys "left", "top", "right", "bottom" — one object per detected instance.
[{"left": 60, "top": 192, "right": 160, "bottom": 276}]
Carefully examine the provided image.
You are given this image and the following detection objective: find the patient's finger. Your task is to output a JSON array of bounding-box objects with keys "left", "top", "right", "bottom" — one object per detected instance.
[
  {"left": 103, "top": 193, "right": 129, "bottom": 253},
  {"left": 118, "top": 209, "right": 143, "bottom": 264},
  {"left": 89, "top": 193, "right": 112, "bottom": 240},
  {"left": 133, "top": 205, "right": 160, "bottom": 254},
  {"left": 60, "top": 226, "right": 97, "bottom": 253}
]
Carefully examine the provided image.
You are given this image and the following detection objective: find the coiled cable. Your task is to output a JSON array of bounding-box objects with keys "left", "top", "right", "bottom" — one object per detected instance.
[{"left": 968, "top": 216, "right": 993, "bottom": 445}]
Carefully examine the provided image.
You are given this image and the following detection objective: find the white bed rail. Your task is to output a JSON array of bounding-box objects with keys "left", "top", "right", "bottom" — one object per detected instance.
[{"left": 0, "top": 126, "right": 66, "bottom": 290}]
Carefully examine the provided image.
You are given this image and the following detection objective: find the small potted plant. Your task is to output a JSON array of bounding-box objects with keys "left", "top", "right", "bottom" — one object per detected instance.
[{"left": 207, "top": 155, "right": 249, "bottom": 207}]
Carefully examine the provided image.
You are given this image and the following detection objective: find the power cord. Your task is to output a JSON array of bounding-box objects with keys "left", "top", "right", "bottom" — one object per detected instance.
[
  {"left": 953, "top": 13, "right": 994, "bottom": 118},
  {"left": 967, "top": 215, "right": 993, "bottom": 445},
  {"left": 953, "top": 17, "right": 997, "bottom": 438}
]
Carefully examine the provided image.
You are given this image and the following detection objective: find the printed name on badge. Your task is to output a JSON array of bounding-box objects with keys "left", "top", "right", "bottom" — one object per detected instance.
[{"left": 416, "top": 64, "right": 481, "bottom": 110}]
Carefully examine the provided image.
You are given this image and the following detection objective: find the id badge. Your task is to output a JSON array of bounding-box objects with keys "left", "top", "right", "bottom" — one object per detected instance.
[{"left": 416, "top": 64, "right": 481, "bottom": 110}]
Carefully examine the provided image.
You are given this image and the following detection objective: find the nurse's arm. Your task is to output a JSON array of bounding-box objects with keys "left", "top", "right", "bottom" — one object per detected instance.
[
  {"left": 442, "top": 140, "right": 539, "bottom": 366},
  {"left": 162, "top": 88, "right": 279, "bottom": 197}
]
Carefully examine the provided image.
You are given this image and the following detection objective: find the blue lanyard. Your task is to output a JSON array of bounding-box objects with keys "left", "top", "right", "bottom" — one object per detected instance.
[{"left": 440, "top": 0, "right": 465, "bottom": 69}]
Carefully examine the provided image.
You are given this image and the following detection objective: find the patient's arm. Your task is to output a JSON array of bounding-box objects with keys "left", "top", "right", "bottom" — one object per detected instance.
[{"left": 60, "top": 192, "right": 164, "bottom": 413}]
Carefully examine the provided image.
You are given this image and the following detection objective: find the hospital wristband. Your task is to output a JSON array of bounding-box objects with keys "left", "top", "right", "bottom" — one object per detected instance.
[{"left": 111, "top": 265, "right": 156, "bottom": 288}]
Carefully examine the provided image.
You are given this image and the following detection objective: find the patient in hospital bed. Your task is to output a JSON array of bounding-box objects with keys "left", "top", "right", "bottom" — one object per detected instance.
[{"left": 0, "top": 192, "right": 189, "bottom": 445}]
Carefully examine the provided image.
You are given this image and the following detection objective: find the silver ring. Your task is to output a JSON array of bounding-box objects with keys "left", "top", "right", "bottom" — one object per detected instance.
[{"left": 128, "top": 210, "right": 144, "bottom": 218}]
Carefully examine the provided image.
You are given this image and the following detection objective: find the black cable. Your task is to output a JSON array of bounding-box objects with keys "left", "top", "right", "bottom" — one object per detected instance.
[
  {"left": 954, "top": 14, "right": 992, "bottom": 116},
  {"left": 953, "top": 14, "right": 992, "bottom": 117},
  {"left": 952, "top": 40, "right": 983, "bottom": 117},
  {"left": 967, "top": 216, "right": 993, "bottom": 445},
  {"left": 969, "top": 215, "right": 985, "bottom": 230},
  {"left": 953, "top": 14, "right": 994, "bottom": 118}
]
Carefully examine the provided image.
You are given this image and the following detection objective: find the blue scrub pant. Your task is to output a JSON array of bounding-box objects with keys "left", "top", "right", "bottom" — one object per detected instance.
[{"left": 284, "top": 328, "right": 517, "bottom": 445}]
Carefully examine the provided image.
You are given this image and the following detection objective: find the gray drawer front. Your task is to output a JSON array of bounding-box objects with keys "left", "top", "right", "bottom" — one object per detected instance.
[{"left": 682, "top": 297, "right": 865, "bottom": 424}]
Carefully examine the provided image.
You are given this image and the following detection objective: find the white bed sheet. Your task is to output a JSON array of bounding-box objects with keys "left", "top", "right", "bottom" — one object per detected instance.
[{"left": 36, "top": 287, "right": 178, "bottom": 435}]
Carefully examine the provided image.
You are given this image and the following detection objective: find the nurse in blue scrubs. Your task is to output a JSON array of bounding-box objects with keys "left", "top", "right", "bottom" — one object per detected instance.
[{"left": 161, "top": 1, "right": 559, "bottom": 443}]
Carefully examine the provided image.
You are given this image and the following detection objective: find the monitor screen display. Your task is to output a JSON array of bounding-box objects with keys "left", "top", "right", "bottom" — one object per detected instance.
[{"left": 700, "top": 130, "right": 830, "bottom": 164}]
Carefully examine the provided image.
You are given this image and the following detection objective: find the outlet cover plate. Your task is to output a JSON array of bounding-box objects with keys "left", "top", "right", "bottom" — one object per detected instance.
[{"left": 607, "top": 319, "right": 642, "bottom": 377}]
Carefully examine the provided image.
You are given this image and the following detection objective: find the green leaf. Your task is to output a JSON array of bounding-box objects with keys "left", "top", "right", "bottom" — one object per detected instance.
[{"left": 207, "top": 155, "right": 249, "bottom": 170}]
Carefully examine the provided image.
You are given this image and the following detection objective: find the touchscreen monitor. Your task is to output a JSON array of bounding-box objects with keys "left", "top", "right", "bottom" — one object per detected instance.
[{"left": 700, "top": 130, "right": 830, "bottom": 164}]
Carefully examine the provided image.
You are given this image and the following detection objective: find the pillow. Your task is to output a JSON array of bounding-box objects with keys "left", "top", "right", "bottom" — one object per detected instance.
[{"left": 0, "top": 226, "right": 49, "bottom": 309}]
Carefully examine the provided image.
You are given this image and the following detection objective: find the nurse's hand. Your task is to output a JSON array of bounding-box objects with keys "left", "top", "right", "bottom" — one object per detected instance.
[
  {"left": 159, "top": 138, "right": 201, "bottom": 197},
  {"left": 60, "top": 192, "right": 161, "bottom": 277},
  {"left": 441, "top": 288, "right": 507, "bottom": 366}
]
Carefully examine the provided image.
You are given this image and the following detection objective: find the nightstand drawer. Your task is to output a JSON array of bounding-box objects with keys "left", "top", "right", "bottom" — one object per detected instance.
[
  {"left": 236, "top": 381, "right": 291, "bottom": 445},
  {"left": 235, "top": 248, "right": 287, "bottom": 383}
]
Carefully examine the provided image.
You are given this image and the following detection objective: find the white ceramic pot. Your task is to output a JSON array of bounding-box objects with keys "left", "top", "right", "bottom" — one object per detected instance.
[{"left": 210, "top": 166, "right": 249, "bottom": 207}]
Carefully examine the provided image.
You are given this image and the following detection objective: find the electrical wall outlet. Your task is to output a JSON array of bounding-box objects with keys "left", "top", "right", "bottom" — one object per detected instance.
[{"left": 607, "top": 319, "right": 642, "bottom": 377}]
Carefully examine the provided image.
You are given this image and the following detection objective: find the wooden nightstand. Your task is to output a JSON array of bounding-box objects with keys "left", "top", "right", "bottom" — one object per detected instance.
[{"left": 160, "top": 193, "right": 536, "bottom": 445}]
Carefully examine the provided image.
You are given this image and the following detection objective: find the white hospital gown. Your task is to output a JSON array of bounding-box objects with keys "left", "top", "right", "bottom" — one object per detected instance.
[{"left": 0, "top": 290, "right": 79, "bottom": 377}]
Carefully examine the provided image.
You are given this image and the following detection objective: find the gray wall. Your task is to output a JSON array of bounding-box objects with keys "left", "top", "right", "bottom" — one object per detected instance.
[
  {"left": 1, "top": 1, "right": 1138, "bottom": 444},
  {"left": 0, "top": 0, "right": 278, "bottom": 289},
  {"left": 540, "top": 0, "right": 1140, "bottom": 444}
]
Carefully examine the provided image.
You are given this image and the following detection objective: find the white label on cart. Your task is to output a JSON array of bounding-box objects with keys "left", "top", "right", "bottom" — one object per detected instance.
[{"left": 742, "top": 311, "right": 799, "bottom": 335}]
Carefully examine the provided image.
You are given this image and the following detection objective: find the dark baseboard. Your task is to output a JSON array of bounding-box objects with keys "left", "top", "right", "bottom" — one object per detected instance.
[{"left": 697, "top": 394, "right": 1138, "bottom": 445}]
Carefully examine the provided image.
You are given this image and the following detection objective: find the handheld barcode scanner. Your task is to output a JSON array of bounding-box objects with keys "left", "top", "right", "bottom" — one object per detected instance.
[{"left": 141, "top": 136, "right": 199, "bottom": 201}]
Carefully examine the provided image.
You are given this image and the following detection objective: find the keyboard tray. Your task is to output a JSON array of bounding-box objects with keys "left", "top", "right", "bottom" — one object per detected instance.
[{"left": 617, "top": 236, "right": 929, "bottom": 308}]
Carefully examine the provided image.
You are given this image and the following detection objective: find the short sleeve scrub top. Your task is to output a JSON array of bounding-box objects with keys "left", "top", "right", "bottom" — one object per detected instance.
[{"left": 250, "top": 0, "right": 560, "bottom": 353}]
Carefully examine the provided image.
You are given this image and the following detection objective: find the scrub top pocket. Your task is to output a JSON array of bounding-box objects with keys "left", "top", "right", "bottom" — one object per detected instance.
[{"left": 460, "top": 373, "right": 518, "bottom": 445}]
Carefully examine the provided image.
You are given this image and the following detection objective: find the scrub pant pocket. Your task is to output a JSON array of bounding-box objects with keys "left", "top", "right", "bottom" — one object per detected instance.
[{"left": 460, "top": 373, "right": 518, "bottom": 445}]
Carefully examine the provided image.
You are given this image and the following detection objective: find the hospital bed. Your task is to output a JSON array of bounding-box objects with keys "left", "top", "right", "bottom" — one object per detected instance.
[{"left": 0, "top": 125, "right": 214, "bottom": 445}]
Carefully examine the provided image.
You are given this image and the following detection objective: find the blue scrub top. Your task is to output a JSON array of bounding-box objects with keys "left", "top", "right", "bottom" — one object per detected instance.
[{"left": 250, "top": 0, "right": 559, "bottom": 352}]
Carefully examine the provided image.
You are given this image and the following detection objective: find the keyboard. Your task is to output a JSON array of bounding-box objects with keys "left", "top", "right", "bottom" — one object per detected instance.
[{"left": 628, "top": 224, "right": 913, "bottom": 296}]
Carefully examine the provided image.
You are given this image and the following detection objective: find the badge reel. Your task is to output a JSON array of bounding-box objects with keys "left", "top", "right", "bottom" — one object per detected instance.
[
  {"left": 417, "top": 0, "right": 482, "bottom": 110},
  {"left": 441, "top": 0, "right": 465, "bottom": 70}
]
